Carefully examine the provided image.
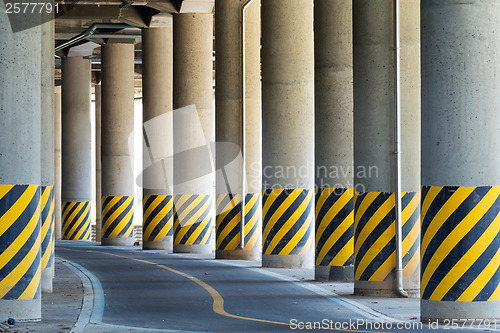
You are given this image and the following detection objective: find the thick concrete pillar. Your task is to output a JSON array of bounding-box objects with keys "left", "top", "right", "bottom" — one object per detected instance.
[
  {"left": 215, "top": 0, "right": 261, "bottom": 260},
  {"left": 0, "top": 8, "right": 42, "bottom": 321},
  {"left": 61, "top": 57, "right": 92, "bottom": 241},
  {"left": 173, "top": 13, "right": 214, "bottom": 254},
  {"left": 353, "top": 0, "right": 420, "bottom": 296},
  {"left": 261, "top": 0, "right": 315, "bottom": 268},
  {"left": 101, "top": 43, "right": 135, "bottom": 246},
  {"left": 421, "top": 0, "right": 500, "bottom": 321},
  {"left": 54, "top": 87, "right": 62, "bottom": 240},
  {"left": 95, "top": 84, "right": 102, "bottom": 242},
  {"left": 41, "top": 14, "right": 55, "bottom": 293},
  {"left": 314, "top": 0, "right": 354, "bottom": 282},
  {"left": 142, "top": 24, "right": 174, "bottom": 251}
]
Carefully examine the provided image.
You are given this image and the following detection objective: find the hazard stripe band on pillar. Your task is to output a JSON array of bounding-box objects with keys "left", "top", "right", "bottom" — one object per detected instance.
[
  {"left": 0, "top": 184, "right": 41, "bottom": 300},
  {"left": 143, "top": 195, "right": 173, "bottom": 242},
  {"left": 421, "top": 185, "right": 500, "bottom": 302},
  {"left": 354, "top": 191, "right": 420, "bottom": 282},
  {"left": 102, "top": 196, "right": 134, "bottom": 239},
  {"left": 41, "top": 186, "right": 54, "bottom": 270},
  {"left": 315, "top": 188, "right": 354, "bottom": 267},
  {"left": 62, "top": 201, "right": 91, "bottom": 241},
  {"left": 262, "top": 189, "right": 314, "bottom": 256},
  {"left": 216, "top": 193, "right": 261, "bottom": 251},
  {"left": 173, "top": 194, "right": 213, "bottom": 245}
]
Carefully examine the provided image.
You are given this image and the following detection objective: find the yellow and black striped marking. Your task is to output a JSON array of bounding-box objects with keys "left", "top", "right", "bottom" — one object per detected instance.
[
  {"left": 173, "top": 194, "right": 213, "bottom": 246},
  {"left": 102, "top": 196, "right": 134, "bottom": 240},
  {"left": 262, "top": 189, "right": 313, "bottom": 256},
  {"left": 315, "top": 188, "right": 354, "bottom": 267},
  {"left": 216, "top": 193, "right": 261, "bottom": 251},
  {"left": 62, "top": 201, "right": 91, "bottom": 240},
  {"left": 354, "top": 191, "right": 420, "bottom": 282},
  {"left": 143, "top": 195, "right": 173, "bottom": 242},
  {"left": 421, "top": 186, "right": 500, "bottom": 302},
  {"left": 0, "top": 184, "right": 41, "bottom": 300},
  {"left": 41, "top": 186, "right": 55, "bottom": 270}
]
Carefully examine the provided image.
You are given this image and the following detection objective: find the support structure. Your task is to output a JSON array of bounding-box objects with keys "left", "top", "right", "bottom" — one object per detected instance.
[
  {"left": 101, "top": 42, "right": 135, "bottom": 246},
  {"left": 215, "top": 0, "right": 261, "bottom": 260},
  {"left": 61, "top": 56, "right": 92, "bottom": 241},
  {"left": 352, "top": 0, "right": 420, "bottom": 296},
  {"left": 421, "top": 0, "right": 500, "bottom": 321},
  {"left": 54, "top": 86, "right": 62, "bottom": 240},
  {"left": 95, "top": 83, "right": 102, "bottom": 242},
  {"left": 41, "top": 14, "right": 55, "bottom": 293},
  {"left": 314, "top": 0, "right": 354, "bottom": 281},
  {"left": 173, "top": 13, "right": 214, "bottom": 254},
  {"left": 0, "top": 9, "right": 42, "bottom": 321},
  {"left": 261, "top": 0, "right": 315, "bottom": 268},
  {"left": 142, "top": 23, "right": 174, "bottom": 251}
]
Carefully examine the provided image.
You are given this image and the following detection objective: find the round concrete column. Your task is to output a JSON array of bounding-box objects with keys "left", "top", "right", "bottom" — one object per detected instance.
[
  {"left": 95, "top": 84, "right": 102, "bottom": 242},
  {"left": 215, "top": 0, "right": 261, "bottom": 260},
  {"left": 0, "top": 9, "right": 42, "bottom": 321},
  {"left": 61, "top": 57, "right": 92, "bottom": 241},
  {"left": 41, "top": 15, "right": 55, "bottom": 293},
  {"left": 173, "top": 13, "right": 214, "bottom": 254},
  {"left": 314, "top": 0, "right": 354, "bottom": 282},
  {"left": 353, "top": 0, "right": 420, "bottom": 297},
  {"left": 142, "top": 24, "right": 174, "bottom": 251},
  {"left": 261, "top": 0, "right": 315, "bottom": 269},
  {"left": 421, "top": 0, "right": 500, "bottom": 321},
  {"left": 54, "top": 86, "right": 62, "bottom": 241},
  {"left": 101, "top": 43, "right": 135, "bottom": 246}
]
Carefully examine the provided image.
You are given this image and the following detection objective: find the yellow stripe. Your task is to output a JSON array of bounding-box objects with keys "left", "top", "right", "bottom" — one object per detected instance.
[
  {"left": 279, "top": 196, "right": 313, "bottom": 255},
  {"left": 185, "top": 198, "right": 212, "bottom": 245},
  {"left": 178, "top": 196, "right": 205, "bottom": 224},
  {"left": 263, "top": 189, "right": 299, "bottom": 243},
  {"left": 489, "top": 281, "right": 500, "bottom": 301},
  {"left": 66, "top": 202, "right": 88, "bottom": 239},
  {"left": 122, "top": 216, "right": 135, "bottom": 238},
  {"left": 62, "top": 202, "right": 76, "bottom": 231},
  {"left": 73, "top": 205, "right": 91, "bottom": 240},
  {"left": 315, "top": 188, "right": 333, "bottom": 218},
  {"left": 109, "top": 207, "right": 134, "bottom": 238},
  {"left": 421, "top": 186, "right": 442, "bottom": 221},
  {"left": 0, "top": 184, "right": 15, "bottom": 200},
  {"left": 421, "top": 187, "right": 497, "bottom": 295},
  {"left": 153, "top": 215, "right": 173, "bottom": 242},
  {"left": 175, "top": 195, "right": 211, "bottom": 244},
  {"left": 316, "top": 191, "right": 352, "bottom": 243},
  {"left": 143, "top": 196, "right": 172, "bottom": 240},
  {"left": 421, "top": 187, "right": 474, "bottom": 256},
  {"left": 42, "top": 232, "right": 54, "bottom": 269},
  {"left": 316, "top": 211, "right": 354, "bottom": 266},
  {"left": 355, "top": 193, "right": 394, "bottom": 259},
  {"left": 265, "top": 190, "right": 309, "bottom": 255},
  {"left": 0, "top": 202, "right": 41, "bottom": 299},
  {"left": 354, "top": 192, "right": 379, "bottom": 228},
  {"left": 104, "top": 197, "right": 133, "bottom": 231},
  {"left": 200, "top": 220, "right": 212, "bottom": 245},
  {"left": 329, "top": 237, "right": 354, "bottom": 266},
  {"left": 0, "top": 185, "right": 38, "bottom": 238}
]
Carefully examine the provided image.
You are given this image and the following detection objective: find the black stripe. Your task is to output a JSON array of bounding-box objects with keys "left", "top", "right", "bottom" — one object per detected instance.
[
  {"left": 264, "top": 191, "right": 310, "bottom": 250},
  {"left": 244, "top": 202, "right": 261, "bottom": 246},
  {"left": 316, "top": 196, "right": 353, "bottom": 250},
  {"left": 421, "top": 187, "right": 489, "bottom": 276},
  {"left": 0, "top": 185, "right": 29, "bottom": 216},
  {"left": 422, "top": 188, "right": 499, "bottom": 300},
  {"left": 318, "top": 224, "right": 354, "bottom": 266},
  {"left": 401, "top": 192, "right": 416, "bottom": 211},
  {"left": 196, "top": 218, "right": 212, "bottom": 246},
  {"left": 421, "top": 186, "right": 447, "bottom": 239},
  {"left": 65, "top": 202, "right": 90, "bottom": 240},
  {"left": 143, "top": 196, "right": 172, "bottom": 238},
  {"left": 175, "top": 196, "right": 210, "bottom": 226},
  {"left": 63, "top": 202, "right": 85, "bottom": 234},
  {"left": 216, "top": 195, "right": 234, "bottom": 216},
  {"left": 216, "top": 201, "right": 240, "bottom": 234},
  {"left": 277, "top": 197, "right": 313, "bottom": 255},
  {"left": 316, "top": 188, "right": 349, "bottom": 226},
  {"left": 102, "top": 196, "right": 114, "bottom": 211},
  {"left": 354, "top": 192, "right": 387, "bottom": 244},
  {"left": 445, "top": 229, "right": 500, "bottom": 301},
  {"left": 103, "top": 200, "right": 133, "bottom": 238},
  {"left": 178, "top": 201, "right": 212, "bottom": 244},
  {"left": 217, "top": 205, "right": 241, "bottom": 250},
  {"left": 115, "top": 217, "right": 134, "bottom": 238},
  {"left": 174, "top": 195, "right": 201, "bottom": 217},
  {"left": 359, "top": 234, "right": 395, "bottom": 281},
  {"left": 262, "top": 190, "right": 290, "bottom": 223},
  {"left": 103, "top": 197, "right": 129, "bottom": 222},
  {"left": 474, "top": 265, "right": 500, "bottom": 302}
]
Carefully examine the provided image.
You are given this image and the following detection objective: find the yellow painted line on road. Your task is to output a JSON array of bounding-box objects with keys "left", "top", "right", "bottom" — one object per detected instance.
[{"left": 60, "top": 247, "right": 387, "bottom": 332}]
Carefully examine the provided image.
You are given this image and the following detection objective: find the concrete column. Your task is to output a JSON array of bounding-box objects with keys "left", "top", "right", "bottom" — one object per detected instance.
[
  {"left": 421, "top": 0, "right": 500, "bottom": 321},
  {"left": 173, "top": 13, "right": 214, "bottom": 254},
  {"left": 261, "top": 0, "right": 315, "bottom": 268},
  {"left": 101, "top": 43, "right": 135, "bottom": 246},
  {"left": 95, "top": 84, "right": 102, "bottom": 242},
  {"left": 40, "top": 14, "right": 55, "bottom": 293},
  {"left": 314, "top": 0, "right": 354, "bottom": 282},
  {"left": 62, "top": 57, "right": 92, "bottom": 241},
  {"left": 0, "top": 8, "right": 42, "bottom": 321},
  {"left": 55, "top": 87, "right": 62, "bottom": 240},
  {"left": 215, "top": 0, "right": 261, "bottom": 260},
  {"left": 353, "top": 0, "right": 420, "bottom": 296},
  {"left": 142, "top": 24, "right": 174, "bottom": 251}
]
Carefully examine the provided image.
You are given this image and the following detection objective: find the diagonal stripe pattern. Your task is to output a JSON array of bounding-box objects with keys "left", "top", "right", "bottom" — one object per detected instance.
[
  {"left": 173, "top": 194, "right": 213, "bottom": 246},
  {"left": 421, "top": 185, "right": 500, "bottom": 302},
  {"left": 143, "top": 195, "right": 174, "bottom": 242},
  {"left": 315, "top": 188, "right": 354, "bottom": 267},
  {"left": 41, "top": 186, "right": 54, "bottom": 270},
  {"left": 354, "top": 191, "right": 420, "bottom": 282},
  {"left": 102, "top": 196, "right": 134, "bottom": 240},
  {"left": 62, "top": 201, "right": 91, "bottom": 240},
  {"left": 262, "top": 189, "right": 314, "bottom": 256},
  {"left": 216, "top": 193, "right": 261, "bottom": 251},
  {"left": 0, "top": 184, "right": 41, "bottom": 300}
]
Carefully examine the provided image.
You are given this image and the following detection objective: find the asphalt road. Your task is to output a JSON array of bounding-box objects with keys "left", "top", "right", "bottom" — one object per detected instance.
[{"left": 56, "top": 243, "right": 489, "bottom": 333}]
